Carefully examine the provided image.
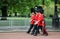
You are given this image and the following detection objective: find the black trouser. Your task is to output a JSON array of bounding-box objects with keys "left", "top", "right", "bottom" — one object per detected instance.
[
  {"left": 34, "top": 26, "right": 42, "bottom": 36},
  {"left": 35, "top": 26, "right": 48, "bottom": 36},
  {"left": 31, "top": 25, "right": 37, "bottom": 34},
  {"left": 31, "top": 25, "right": 40, "bottom": 35},
  {"left": 42, "top": 27, "right": 48, "bottom": 35},
  {"left": 38, "top": 26, "right": 42, "bottom": 31},
  {"left": 27, "top": 24, "right": 34, "bottom": 33}
]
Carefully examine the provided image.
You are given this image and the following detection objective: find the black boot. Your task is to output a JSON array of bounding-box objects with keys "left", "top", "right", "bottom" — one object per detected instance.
[{"left": 27, "top": 31, "right": 30, "bottom": 34}]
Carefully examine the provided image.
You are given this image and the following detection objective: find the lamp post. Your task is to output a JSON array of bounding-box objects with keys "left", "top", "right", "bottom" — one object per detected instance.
[{"left": 52, "top": 0, "right": 59, "bottom": 29}]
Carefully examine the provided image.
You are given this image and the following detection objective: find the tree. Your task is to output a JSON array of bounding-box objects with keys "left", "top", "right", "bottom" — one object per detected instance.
[{"left": 0, "top": 0, "right": 8, "bottom": 20}]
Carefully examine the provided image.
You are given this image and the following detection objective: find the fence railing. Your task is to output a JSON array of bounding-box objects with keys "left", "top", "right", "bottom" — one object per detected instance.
[{"left": 0, "top": 17, "right": 60, "bottom": 28}]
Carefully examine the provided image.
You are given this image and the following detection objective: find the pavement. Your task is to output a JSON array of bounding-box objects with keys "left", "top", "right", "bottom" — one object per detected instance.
[{"left": 0, "top": 32, "right": 60, "bottom": 39}]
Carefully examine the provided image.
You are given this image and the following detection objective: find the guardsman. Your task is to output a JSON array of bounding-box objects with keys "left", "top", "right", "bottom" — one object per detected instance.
[
  {"left": 31, "top": 6, "right": 43, "bottom": 35},
  {"left": 33, "top": 6, "right": 48, "bottom": 36},
  {"left": 27, "top": 8, "right": 36, "bottom": 34},
  {"left": 42, "top": 18, "right": 48, "bottom": 36}
]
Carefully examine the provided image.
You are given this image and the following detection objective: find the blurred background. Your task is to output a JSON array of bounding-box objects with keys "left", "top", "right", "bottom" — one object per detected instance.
[{"left": 0, "top": 0, "right": 60, "bottom": 32}]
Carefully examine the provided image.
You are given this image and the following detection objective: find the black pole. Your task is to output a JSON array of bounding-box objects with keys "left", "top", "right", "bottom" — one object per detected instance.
[{"left": 52, "top": 0, "right": 59, "bottom": 29}]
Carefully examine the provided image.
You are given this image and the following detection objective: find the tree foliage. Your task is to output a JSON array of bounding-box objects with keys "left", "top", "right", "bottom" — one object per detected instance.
[{"left": 0, "top": 0, "right": 60, "bottom": 17}]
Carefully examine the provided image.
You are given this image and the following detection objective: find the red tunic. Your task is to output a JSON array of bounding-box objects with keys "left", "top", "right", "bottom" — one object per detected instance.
[
  {"left": 35, "top": 13, "right": 44, "bottom": 26},
  {"left": 30, "top": 14, "right": 35, "bottom": 24}
]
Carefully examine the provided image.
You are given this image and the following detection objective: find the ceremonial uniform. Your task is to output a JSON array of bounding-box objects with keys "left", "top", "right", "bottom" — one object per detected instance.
[
  {"left": 31, "top": 13, "right": 43, "bottom": 35},
  {"left": 42, "top": 20, "right": 48, "bottom": 36},
  {"left": 31, "top": 6, "right": 43, "bottom": 35},
  {"left": 34, "top": 13, "right": 48, "bottom": 36},
  {"left": 27, "top": 8, "right": 36, "bottom": 34},
  {"left": 27, "top": 12, "right": 35, "bottom": 34},
  {"left": 33, "top": 13, "right": 43, "bottom": 36}
]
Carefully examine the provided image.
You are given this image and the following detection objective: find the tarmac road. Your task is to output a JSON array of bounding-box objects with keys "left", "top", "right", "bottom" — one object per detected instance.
[{"left": 0, "top": 32, "right": 60, "bottom": 39}]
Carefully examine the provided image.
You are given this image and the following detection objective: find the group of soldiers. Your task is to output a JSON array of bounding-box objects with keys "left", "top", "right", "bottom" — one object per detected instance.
[{"left": 27, "top": 6, "right": 48, "bottom": 36}]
